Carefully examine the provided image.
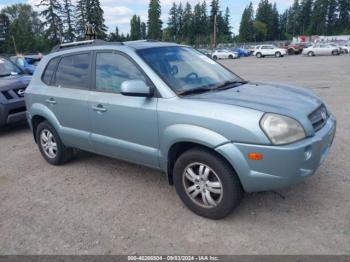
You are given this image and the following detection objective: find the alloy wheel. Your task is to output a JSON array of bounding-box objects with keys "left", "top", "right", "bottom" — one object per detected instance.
[
  {"left": 182, "top": 162, "right": 223, "bottom": 208},
  {"left": 40, "top": 129, "right": 57, "bottom": 159}
]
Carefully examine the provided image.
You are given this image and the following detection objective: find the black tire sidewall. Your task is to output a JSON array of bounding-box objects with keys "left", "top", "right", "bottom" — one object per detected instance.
[
  {"left": 36, "top": 121, "right": 69, "bottom": 165},
  {"left": 173, "top": 148, "right": 243, "bottom": 219}
]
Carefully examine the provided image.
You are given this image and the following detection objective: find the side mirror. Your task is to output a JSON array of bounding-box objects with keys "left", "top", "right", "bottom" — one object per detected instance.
[{"left": 121, "top": 80, "right": 153, "bottom": 97}]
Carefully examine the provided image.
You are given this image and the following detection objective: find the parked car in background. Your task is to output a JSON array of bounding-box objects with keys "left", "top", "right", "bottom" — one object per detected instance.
[
  {"left": 302, "top": 44, "right": 339, "bottom": 56},
  {"left": 0, "top": 56, "right": 31, "bottom": 127},
  {"left": 253, "top": 45, "right": 287, "bottom": 58},
  {"left": 280, "top": 42, "right": 306, "bottom": 55},
  {"left": 197, "top": 48, "right": 212, "bottom": 57},
  {"left": 212, "top": 49, "right": 239, "bottom": 60},
  {"left": 232, "top": 47, "right": 250, "bottom": 57},
  {"left": 25, "top": 40, "right": 336, "bottom": 219},
  {"left": 10, "top": 54, "right": 43, "bottom": 75}
]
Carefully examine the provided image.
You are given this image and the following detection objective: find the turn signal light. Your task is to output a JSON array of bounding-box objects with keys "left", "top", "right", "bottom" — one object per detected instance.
[{"left": 248, "top": 153, "right": 264, "bottom": 160}]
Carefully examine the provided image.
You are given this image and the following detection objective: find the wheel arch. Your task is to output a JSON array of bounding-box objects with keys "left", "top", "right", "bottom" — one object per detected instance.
[{"left": 29, "top": 103, "right": 61, "bottom": 142}]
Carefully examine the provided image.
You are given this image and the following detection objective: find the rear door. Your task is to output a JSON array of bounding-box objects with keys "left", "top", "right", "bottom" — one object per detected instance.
[
  {"left": 43, "top": 52, "right": 93, "bottom": 151},
  {"left": 88, "top": 51, "right": 159, "bottom": 168}
]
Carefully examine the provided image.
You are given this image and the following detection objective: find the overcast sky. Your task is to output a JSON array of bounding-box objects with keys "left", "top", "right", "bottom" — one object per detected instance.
[{"left": 0, "top": 0, "right": 294, "bottom": 35}]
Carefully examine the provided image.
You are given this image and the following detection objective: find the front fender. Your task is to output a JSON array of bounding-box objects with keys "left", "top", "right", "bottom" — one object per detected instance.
[{"left": 159, "top": 124, "right": 230, "bottom": 170}]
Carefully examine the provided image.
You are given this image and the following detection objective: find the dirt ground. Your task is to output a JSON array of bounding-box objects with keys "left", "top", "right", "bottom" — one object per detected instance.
[{"left": 0, "top": 55, "right": 349, "bottom": 255}]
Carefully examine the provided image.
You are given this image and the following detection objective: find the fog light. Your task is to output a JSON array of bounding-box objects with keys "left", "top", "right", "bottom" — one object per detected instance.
[
  {"left": 248, "top": 153, "right": 264, "bottom": 160},
  {"left": 304, "top": 146, "right": 312, "bottom": 161}
]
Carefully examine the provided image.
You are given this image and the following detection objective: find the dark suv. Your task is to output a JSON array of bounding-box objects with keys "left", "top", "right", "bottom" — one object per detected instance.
[{"left": 0, "top": 56, "right": 31, "bottom": 127}]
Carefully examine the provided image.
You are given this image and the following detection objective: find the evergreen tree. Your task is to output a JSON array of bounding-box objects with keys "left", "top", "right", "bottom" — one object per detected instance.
[
  {"left": 255, "top": 0, "right": 274, "bottom": 40},
  {"left": 62, "top": 0, "right": 75, "bottom": 42},
  {"left": 148, "top": 0, "right": 162, "bottom": 40},
  {"left": 177, "top": 3, "right": 184, "bottom": 42},
  {"left": 182, "top": 2, "right": 193, "bottom": 44},
  {"left": 75, "top": 0, "right": 87, "bottom": 39},
  {"left": 338, "top": 0, "right": 350, "bottom": 32},
  {"left": 271, "top": 3, "right": 280, "bottom": 39},
  {"left": 168, "top": 3, "right": 178, "bottom": 41},
  {"left": 309, "top": 0, "right": 328, "bottom": 35},
  {"left": 141, "top": 22, "right": 147, "bottom": 39},
  {"left": 108, "top": 26, "right": 120, "bottom": 41},
  {"left": 85, "top": 0, "right": 107, "bottom": 39},
  {"left": 130, "top": 15, "right": 141, "bottom": 40},
  {"left": 37, "top": 0, "right": 63, "bottom": 43},
  {"left": 299, "top": 0, "right": 312, "bottom": 34},
  {"left": 327, "top": 0, "right": 338, "bottom": 34},
  {"left": 239, "top": 2, "right": 255, "bottom": 42}
]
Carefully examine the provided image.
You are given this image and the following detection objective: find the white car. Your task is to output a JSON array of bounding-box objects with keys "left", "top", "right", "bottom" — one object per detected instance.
[
  {"left": 302, "top": 44, "right": 339, "bottom": 56},
  {"left": 253, "top": 45, "right": 287, "bottom": 58},
  {"left": 211, "top": 49, "right": 239, "bottom": 60}
]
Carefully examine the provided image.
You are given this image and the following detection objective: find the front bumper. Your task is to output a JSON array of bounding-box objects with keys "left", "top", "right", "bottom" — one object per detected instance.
[
  {"left": 0, "top": 100, "right": 26, "bottom": 127},
  {"left": 216, "top": 115, "right": 336, "bottom": 192}
]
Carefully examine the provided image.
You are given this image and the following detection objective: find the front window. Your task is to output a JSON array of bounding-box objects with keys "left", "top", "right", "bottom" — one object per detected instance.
[
  {"left": 138, "top": 46, "right": 241, "bottom": 95},
  {"left": 0, "top": 57, "right": 22, "bottom": 77}
]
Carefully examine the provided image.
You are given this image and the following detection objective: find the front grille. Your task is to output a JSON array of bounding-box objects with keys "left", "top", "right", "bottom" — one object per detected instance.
[
  {"left": 309, "top": 105, "right": 328, "bottom": 132},
  {"left": 1, "top": 91, "right": 13, "bottom": 100}
]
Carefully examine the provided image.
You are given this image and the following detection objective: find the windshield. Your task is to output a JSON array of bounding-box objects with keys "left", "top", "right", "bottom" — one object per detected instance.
[
  {"left": 0, "top": 57, "right": 22, "bottom": 77},
  {"left": 137, "top": 46, "right": 241, "bottom": 94}
]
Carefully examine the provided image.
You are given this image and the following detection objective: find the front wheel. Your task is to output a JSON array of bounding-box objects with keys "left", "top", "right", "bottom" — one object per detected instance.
[
  {"left": 173, "top": 148, "right": 243, "bottom": 219},
  {"left": 36, "top": 121, "right": 72, "bottom": 165},
  {"left": 228, "top": 55, "right": 234, "bottom": 59},
  {"left": 307, "top": 51, "right": 314, "bottom": 57},
  {"left": 256, "top": 52, "right": 262, "bottom": 58},
  {"left": 275, "top": 51, "right": 281, "bottom": 58},
  {"left": 212, "top": 55, "right": 218, "bottom": 60}
]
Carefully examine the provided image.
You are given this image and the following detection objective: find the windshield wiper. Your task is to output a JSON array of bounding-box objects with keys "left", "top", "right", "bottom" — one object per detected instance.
[
  {"left": 177, "top": 87, "right": 214, "bottom": 96},
  {"left": 212, "top": 80, "right": 248, "bottom": 91},
  {"left": 0, "top": 74, "right": 11, "bottom": 77}
]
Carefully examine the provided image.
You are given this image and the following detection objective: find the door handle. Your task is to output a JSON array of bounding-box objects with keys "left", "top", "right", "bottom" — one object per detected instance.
[
  {"left": 92, "top": 104, "right": 107, "bottom": 113},
  {"left": 46, "top": 98, "right": 57, "bottom": 105}
]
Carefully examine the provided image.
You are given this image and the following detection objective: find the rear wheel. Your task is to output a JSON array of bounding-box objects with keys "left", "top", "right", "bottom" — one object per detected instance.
[
  {"left": 332, "top": 50, "right": 338, "bottom": 56},
  {"left": 307, "top": 51, "right": 314, "bottom": 57},
  {"left": 256, "top": 52, "right": 262, "bottom": 58},
  {"left": 228, "top": 55, "right": 234, "bottom": 59},
  {"left": 173, "top": 148, "right": 243, "bottom": 219},
  {"left": 213, "top": 55, "right": 218, "bottom": 60},
  {"left": 36, "top": 121, "right": 72, "bottom": 165},
  {"left": 275, "top": 51, "right": 281, "bottom": 58}
]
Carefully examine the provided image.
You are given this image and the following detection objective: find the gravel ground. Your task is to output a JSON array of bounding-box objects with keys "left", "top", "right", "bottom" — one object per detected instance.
[{"left": 0, "top": 55, "right": 349, "bottom": 255}]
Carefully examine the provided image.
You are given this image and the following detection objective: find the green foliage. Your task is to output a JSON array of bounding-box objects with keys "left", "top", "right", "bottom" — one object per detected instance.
[
  {"left": 130, "top": 15, "right": 141, "bottom": 40},
  {"left": 148, "top": 0, "right": 162, "bottom": 40},
  {"left": 239, "top": 3, "right": 255, "bottom": 42},
  {"left": 253, "top": 20, "right": 267, "bottom": 41}
]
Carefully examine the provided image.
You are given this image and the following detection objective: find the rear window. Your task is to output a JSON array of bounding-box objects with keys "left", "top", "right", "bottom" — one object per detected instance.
[
  {"left": 53, "top": 53, "right": 90, "bottom": 89},
  {"left": 42, "top": 57, "right": 59, "bottom": 85}
]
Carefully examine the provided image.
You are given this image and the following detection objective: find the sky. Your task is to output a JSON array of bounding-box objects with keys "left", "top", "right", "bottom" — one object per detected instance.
[{"left": 0, "top": 0, "right": 294, "bottom": 35}]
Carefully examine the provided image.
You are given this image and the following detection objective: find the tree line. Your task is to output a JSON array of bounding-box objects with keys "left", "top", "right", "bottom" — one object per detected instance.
[
  {"left": 0, "top": 0, "right": 349, "bottom": 54},
  {"left": 239, "top": 0, "right": 350, "bottom": 42}
]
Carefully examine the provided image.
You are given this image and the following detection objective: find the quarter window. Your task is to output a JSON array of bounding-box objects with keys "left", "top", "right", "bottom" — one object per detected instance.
[
  {"left": 54, "top": 53, "right": 90, "bottom": 89},
  {"left": 95, "top": 52, "right": 146, "bottom": 93},
  {"left": 42, "top": 57, "right": 59, "bottom": 85}
]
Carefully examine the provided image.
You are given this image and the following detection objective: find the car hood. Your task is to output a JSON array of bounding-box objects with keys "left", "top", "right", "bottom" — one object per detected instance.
[
  {"left": 0, "top": 75, "right": 32, "bottom": 91},
  {"left": 185, "top": 81, "right": 322, "bottom": 118}
]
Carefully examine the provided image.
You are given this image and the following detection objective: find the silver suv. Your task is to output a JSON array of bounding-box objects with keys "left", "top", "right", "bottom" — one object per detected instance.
[{"left": 25, "top": 40, "right": 336, "bottom": 219}]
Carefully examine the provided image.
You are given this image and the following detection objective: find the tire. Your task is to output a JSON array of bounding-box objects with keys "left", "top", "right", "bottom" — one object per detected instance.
[
  {"left": 332, "top": 50, "right": 338, "bottom": 56},
  {"left": 256, "top": 52, "right": 262, "bottom": 58},
  {"left": 275, "top": 51, "right": 281, "bottom": 58},
  {"left": 173, "top": 148, "right": 243, "bottom": 219},
  {"left": 307, "top": 51, "right": 314, "bottom": 57},
  {"left": 36, "top": 121, "right": 72, "bottom": 165},
  {"left": 213, "top": 55, "right": 218, "bottom": 60},
  {"left": 228, "top": 55, "right": 233, "bottom": 59},
  {"left": 288, "top": 49, "right": 295, "bottom": 55}
]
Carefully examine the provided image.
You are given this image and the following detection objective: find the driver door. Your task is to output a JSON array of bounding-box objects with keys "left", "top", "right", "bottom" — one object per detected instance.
[{"left": 88, "top": 51, "right": 159, "bottom": 168}]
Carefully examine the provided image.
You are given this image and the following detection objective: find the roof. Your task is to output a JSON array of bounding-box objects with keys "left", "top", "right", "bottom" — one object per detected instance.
[{"left": 50, "top": 39, "right": 181, "bottom": 53}]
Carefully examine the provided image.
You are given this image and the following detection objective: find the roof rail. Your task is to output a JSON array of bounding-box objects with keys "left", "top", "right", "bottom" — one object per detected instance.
[{"left": 50, "top": 39, "right": 123, "bottom": 53}]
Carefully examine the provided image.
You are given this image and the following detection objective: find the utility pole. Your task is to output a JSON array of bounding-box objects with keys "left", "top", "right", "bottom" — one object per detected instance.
[
  {"left": 11, "top": 35, "right": 18, "bottom": 55},
  {"left": 213, "top": 14, "right": 217, "bottom": 49}
]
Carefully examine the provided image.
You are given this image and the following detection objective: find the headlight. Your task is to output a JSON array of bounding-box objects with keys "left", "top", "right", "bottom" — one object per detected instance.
[{"left": 260, "top": 113, "right": 305, "bottom": 145}]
